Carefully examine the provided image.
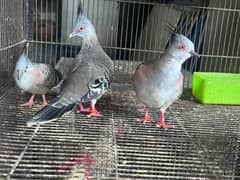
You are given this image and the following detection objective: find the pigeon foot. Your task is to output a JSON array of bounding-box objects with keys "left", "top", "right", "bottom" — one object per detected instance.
[
  {"left": 156, "top": 121, "right": 173, "bottom": 129},
  {"left": 77, "top": 103, "right": 92, "bottom": 113},
  {"left": 87, "top": 109, "right": 101, "bottom": 117},
  {"left": 137, "top": 115, "right": 152, "bottom": 123},
  {"left": 19, "top": 100, "right": 34, "bottom": 108}
]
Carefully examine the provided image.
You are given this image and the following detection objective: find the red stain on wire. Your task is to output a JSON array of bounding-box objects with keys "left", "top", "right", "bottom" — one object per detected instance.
[
  {"left": 58, "top": 153, "right": 96, "bottom": 180},
  {"left": 116, "top": 122, "right": 130, "bottom": 137}
]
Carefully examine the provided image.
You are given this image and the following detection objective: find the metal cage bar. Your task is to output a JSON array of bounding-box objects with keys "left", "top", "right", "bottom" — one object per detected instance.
[{"left": 0, "top": 0, "right": 240, "bottom": 179}]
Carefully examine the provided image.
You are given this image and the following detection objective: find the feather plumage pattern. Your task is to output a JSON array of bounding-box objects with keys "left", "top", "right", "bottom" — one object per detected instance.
[
  {"left": 133, "top": 34, "right": 199, "bottom": 128},
  {"left": 14, "top": 49, "right": 62, "bottom": 107},
  {"left": 27, "top": 2, "right": 113, "bottom": 126}
]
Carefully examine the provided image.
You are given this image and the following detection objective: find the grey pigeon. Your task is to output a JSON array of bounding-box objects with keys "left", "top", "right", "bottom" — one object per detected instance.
[
  {"left": 14, "top": 44, "right": 62, "bottom": 107},
  {"left": 133, "top": 34, "right": 199, "bottom": 128},
  {"left": 51, "top": 57, "right": 76, "bottom": 94},
  {"left": 54, "top": 57, "right": 76, "bottom": 80},
  {"left": 27, "top": 3, "right": 113, "bottom": 127}
]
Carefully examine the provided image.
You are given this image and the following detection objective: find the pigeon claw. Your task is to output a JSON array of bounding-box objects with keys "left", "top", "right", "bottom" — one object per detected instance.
[
  {"left": 87, "top": 109, "right": 101, "bottom": 117},
  {"left": 19, "top": 100, "right": 34, "bottom": 108},
  {"left": 42, "top": 102, "right": 48, "bottom": 107},
  {"left": 137, "top": 115, "right": 152, "bottom": 123},
  {"left": 36, "top": 102, "right": 48, "bottom": 108},
  {"left": 77, "top": 106, "right": 91, "bottom": 113},
  {"left": 77, "top": 103, "right": 91, "bottom": 113},
  {"left": 156, "top": 122, "right": 173, "bottom": 129}
]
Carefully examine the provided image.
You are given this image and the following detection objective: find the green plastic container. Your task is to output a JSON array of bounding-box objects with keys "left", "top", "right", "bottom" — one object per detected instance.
[{"left": 192, "top": 72, "right": 240, "bottom": 105}]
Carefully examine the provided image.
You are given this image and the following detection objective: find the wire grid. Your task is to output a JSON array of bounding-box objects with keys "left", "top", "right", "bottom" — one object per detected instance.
[
  {"left": 0, "top": 0, "right": 240, "bottom": 179},
  {"left": 0, "top": 86, "right": 116, "bottom": 179},
  {"left": 1, "top": 0, "right": 240, "bottom": 85},
  {"left": 22, "top": 0, "right": 240, "bottom": 88},
  {"left": 0, "top": 0, "right": 25, "bottom": 79},
  {"left": 0, "top": 82, "right": 239, "bottom": 179}
]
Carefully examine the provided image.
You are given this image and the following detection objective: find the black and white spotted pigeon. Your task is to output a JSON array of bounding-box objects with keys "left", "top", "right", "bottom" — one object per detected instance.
[{"left": 27, "top": 3, "right": 113, "bottom": 126}]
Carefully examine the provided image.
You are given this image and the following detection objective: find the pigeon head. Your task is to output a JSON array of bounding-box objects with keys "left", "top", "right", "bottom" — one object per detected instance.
[
  {"left": 168, "top": 34, "right": 199, "bottom": 63},
  {"left": 69, "top": 2, "right": 99, "bottom": 47},
  {"left": 69, "top": 15, "right": 96, "bottom": 39}
]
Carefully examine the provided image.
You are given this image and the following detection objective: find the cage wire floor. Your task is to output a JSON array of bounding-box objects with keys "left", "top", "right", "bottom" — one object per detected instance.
[{"left": 0, "top": 76, "right": 240, "bottom": 180}]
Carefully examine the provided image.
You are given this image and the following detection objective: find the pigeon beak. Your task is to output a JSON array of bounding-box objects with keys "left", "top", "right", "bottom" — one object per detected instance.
[
  {"left": 69, "top": 32, "right": 77, "bottom": 38},
  {"left": 190, "top": 51, "right": 200, "bottom": 58}
]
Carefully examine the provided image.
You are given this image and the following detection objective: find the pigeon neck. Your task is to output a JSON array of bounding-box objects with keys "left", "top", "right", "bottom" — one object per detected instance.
[
  {"left": 158, "top": 53, "right": 183, "bottom": 71},
  {"left": 164, "top": 50, "right": 188, "bottom": 65},
  {"left": 82, "top": 33, "right": 100, "bottom": 49},
  {"left": 19, "top": 54, "right": 32, "bottom": 66}
]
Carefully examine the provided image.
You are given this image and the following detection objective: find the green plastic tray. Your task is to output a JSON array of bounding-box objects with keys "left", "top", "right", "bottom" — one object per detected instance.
[{"left": 192, "top": 72, "right": 240, "bottom": 105}]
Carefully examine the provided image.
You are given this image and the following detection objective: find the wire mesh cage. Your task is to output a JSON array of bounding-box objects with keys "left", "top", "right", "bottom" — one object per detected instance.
[{"left": 0, "top": 0, "right": 240, "bottom": 179}]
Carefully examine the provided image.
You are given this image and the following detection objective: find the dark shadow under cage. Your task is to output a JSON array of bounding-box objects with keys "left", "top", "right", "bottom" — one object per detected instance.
[{"left": 0, "top": 0, "right": 240, "bottom": 179}]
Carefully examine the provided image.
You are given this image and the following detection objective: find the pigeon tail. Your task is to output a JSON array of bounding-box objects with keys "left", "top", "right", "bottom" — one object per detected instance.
[{"left": 27, "top": 97, "right": 75, "bottom": 127}]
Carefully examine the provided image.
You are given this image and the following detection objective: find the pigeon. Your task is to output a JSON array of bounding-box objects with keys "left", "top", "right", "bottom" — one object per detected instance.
[
  {"left": 14, "top": 44, "right": 62, "bottom": 107},
  {"left": 27, "top": 3, "right": 113, "bottom": 127},
  {"left": 51, "top": 57, "right": 76, "bottom": 94},
  {"left": 133, "top": 34, "right": 199, "bottom": 128},
  {"left": 54, "top": 57, "right": 76, "bottom": 80}
]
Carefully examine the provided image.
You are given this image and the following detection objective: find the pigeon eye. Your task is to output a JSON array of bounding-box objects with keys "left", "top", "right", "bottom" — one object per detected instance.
[
  {"left": 79, "top": 26, "right": 85, "bottom": 32},
  {"left": 178, "top": 44, "right": 186, "bottom": 50}
]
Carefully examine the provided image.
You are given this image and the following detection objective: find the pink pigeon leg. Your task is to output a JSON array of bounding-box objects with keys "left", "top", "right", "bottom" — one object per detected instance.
[
  {"left": 20, "top": 94, "right": 35, "bottom": 108},
  {"left": 156, "top": 109, "right": 173, "bottom": 128},
  {"left": 137, "top": 106, "right": 152, "bottom": 123},
  {"left": 36, "top": 94, "right": 48, "bottom": 107},
  {"left": 87, "top": 100, "right": 101, "bottom": 117},
  {"left": 41, "top": 94, "right": 48, "bottom": 106},
  {"left": 77, "top": 102, "right": 91, "bottom": 112}
]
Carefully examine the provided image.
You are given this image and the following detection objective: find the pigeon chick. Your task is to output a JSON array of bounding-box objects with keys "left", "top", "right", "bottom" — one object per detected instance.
[
  {"left": 27, "top": 3, "right": 113, "bottom": 126},
  {"left": 14, "top": 47, "right": 62, "bottom": 107},
  {"left": 133, "top": 34, "right": 199, "bottom": 128}
]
